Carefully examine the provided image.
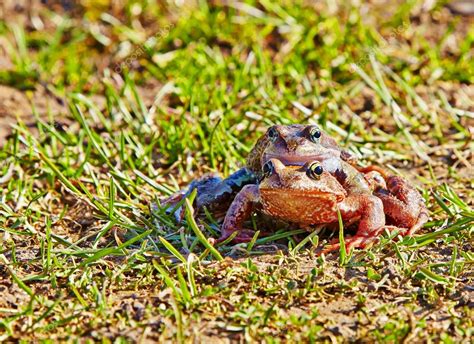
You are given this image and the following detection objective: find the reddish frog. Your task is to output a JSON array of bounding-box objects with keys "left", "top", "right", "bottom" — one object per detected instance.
[
  {"left": 245, "top": 124, "right": 428, "bottom": 237},
  {"left": 219, "top": 159, "right": 388, "bottom": 251},
  {"left": 162, "top": 124, "right": 428, "bottom": 242}
]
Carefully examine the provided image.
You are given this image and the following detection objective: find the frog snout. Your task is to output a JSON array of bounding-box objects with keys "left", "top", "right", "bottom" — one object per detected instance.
[
  {"left": 284, "top": 137, "right": 305, "bottom": 151},
  {"left": 286, "top": 141, "right": 298, "bottom": 151}
]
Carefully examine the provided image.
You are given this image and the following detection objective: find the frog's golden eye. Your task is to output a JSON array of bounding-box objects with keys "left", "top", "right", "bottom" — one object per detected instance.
[
  {"left": 308, "top": 127, "right": 322, "bottom": 143},
  {"left": 262, "top": 161, "right": 274, "bottom": 178},
  {"left": 268, "top": 127, "right": 279, "bottom": 142},
  {"left": 307, "top": 162, "right": 323, "bottom": 179}
]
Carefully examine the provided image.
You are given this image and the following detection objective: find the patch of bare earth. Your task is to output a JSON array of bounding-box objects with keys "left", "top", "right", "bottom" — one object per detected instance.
[{"left": 0, "top": 85, "right": 68, "bottom": 145}]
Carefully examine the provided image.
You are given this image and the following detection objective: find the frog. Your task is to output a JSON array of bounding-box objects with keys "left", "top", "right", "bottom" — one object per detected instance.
[
  {"left": 218, "top": 159, "right": 389, "bottom": 252},
  {"left": 162, "top": 124, "right": 428, "bottom": 240},
  {"left": 245, "top": 124, "right": 357, "bottom": 174},
  {"left": 245, "top": 124, "right": 428, "bottom": 232}
]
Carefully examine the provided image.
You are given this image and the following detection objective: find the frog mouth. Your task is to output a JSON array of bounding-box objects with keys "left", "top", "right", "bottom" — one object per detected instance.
[
  {"left": 260, "top": 188, "right": 335, "bottom": 198},
  {"left": 263, "top": 153, "right": 335, "bottom": 166},
  {"left": 260, "top": 188, "right": 345, "bottom": 202}
]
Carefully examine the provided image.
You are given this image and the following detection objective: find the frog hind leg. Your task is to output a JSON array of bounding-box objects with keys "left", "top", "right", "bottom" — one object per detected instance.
[
  {"left": 321, "top": 193, "right": 386, "bottom": 254},
  {"left": 161, "top": 174, "right": 222, "bottom": 221},
  {"left": 374, "top": 176, "right": 428, "bottom": 235},
  {"left": 197, "top": 168, "right": 258, "bottom": 211},
  {"left": 218, "top": 184, "right": 261, "bottom": 243},
  {"left": 161, "top": 167, "right": 258, "bottom": 221}
]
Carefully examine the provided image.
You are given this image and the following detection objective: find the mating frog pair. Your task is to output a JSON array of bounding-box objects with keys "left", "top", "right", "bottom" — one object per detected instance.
[{"left": 163, "top": 124, "right": 428, "bottom": 252}]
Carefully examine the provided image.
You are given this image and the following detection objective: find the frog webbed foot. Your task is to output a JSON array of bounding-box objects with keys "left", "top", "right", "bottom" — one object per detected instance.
[
  {"left": 161, "top": 192, "right": 187, "bottom": 222},
  {"left": 320, "top": 193, "right": 386, "bottom": 254},
  {"left": 321, "top": 234, "right": 380, "bottom": 255},
  {"left": 320, "top": 224, "right": 410, "bottom": 255}
]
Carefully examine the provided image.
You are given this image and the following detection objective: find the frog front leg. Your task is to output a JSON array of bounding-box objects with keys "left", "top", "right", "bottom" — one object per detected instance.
[
  {"left": 321, "top": 193, "right": 386, "bottom": 254},
  {"left": 218, "top": 184, "right": 261, "bottom": 243}
]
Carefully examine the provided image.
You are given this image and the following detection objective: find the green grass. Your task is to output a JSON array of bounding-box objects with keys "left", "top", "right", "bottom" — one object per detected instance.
[{"left": 0, "top": 0, "right": 473, "bottom": 342}]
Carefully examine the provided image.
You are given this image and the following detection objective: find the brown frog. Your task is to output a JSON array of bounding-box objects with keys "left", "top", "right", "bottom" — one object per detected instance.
[
  {"left": 162, "top": 124, "right": 428, "bottom": 244},
  {"left": 242, "top": 124, "right": 428, "bottom": 238},
  {"left": 219, "top": 159, "right": 388, "bottom": 251}
]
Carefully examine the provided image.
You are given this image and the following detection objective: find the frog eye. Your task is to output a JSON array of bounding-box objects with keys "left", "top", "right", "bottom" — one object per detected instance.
[
  {"left": 267, "top": 127, "right": 279, "bottom": 142},
  {"left": 308, "top": 127, "right": 322, "bottom": 143},
  {"left": 307, "top": 162, "right": 323, "bottom": 179},
  {"left": 262, "top": 161, "right": 274, "bottom": 178}
]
